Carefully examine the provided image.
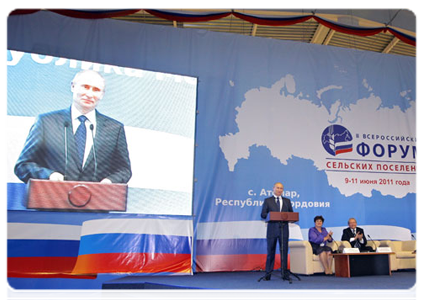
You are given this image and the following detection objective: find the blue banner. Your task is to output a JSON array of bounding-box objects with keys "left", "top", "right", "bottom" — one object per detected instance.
[{"left": 7, "top": 11, "right": 415, "bottom": 277}]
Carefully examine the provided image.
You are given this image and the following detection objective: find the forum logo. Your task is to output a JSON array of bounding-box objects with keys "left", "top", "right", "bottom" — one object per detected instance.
[{"left": 321, "top": 125, "right": 353, "bottom": 156}]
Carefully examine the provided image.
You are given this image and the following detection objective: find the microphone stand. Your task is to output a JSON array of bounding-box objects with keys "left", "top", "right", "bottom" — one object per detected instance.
[
  {"left": 330, "top": 235, "right": 343, "bottom": 253},
  {"left": 367, "top": 234, "right": 377, "bottom": 252},
  {"left": 280, "top": 222, "right": 300, "bottom": 283},
  {"left": 411, "top": 234, "right": 420, "bottom": 252},
  {"left": 258, "top": 221, "right": 300, "bottom": 283}
]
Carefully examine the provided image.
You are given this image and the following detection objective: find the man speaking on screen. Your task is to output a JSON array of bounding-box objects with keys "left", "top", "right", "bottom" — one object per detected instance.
[{"left": 14, "top": 70, "right": 132, "bottom": 184}]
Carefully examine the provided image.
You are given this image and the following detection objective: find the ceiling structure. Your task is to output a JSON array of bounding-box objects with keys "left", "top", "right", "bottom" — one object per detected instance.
[{"left": 112, "top": 9, "right": 416, "bottom": 57}]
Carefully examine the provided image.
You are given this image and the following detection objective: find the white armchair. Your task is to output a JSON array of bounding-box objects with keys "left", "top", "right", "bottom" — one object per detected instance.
[
  {"left": 368, "top": 239, "right": 417, "bottom": 271},
  {"left": 390, "top": 240, "right": 416, "bottom": 270},
  {"left": 289, "top": 240, "right": 350, "bottom": 275}
]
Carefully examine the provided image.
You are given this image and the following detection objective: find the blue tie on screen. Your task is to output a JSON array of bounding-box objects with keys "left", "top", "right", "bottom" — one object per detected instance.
[
  {"left": 75, "top": 115, "right": 87, "bottom": 167},
  {"left": 276, "top": 197, "right": 280, "bottom": 212}
]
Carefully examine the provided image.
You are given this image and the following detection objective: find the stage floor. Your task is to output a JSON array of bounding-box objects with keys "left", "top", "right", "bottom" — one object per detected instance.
[{"left": 102, "top": 271, "right": 420, "bottom": 300}]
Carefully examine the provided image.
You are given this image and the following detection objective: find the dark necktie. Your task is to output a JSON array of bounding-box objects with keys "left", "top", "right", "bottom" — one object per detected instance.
[
  {"left": 75, "top": 115, "right": 87, "bottom": 167},
  {"left": 276, "top": 197, "right": 281, "bottom": 212}
]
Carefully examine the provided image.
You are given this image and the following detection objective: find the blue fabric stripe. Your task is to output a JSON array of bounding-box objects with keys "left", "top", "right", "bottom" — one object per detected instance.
[
  {"left": 8, "top": 240, "right": 80, "bottom": 257},
  {"left": 7, "top": 183, "right": 27, "bottom": 211},
  {"left": 69, "top": 9, "right": 135, "bottom": 14},
  {"left": 78, "top": 234, "right": 191, "bottom": 255},
  {"left": 389, "top": 27, "right": 415, "bottom": 43},
  {"left": 235, "top": 11, "right": 310, "bottom": 22},
  {"left": 148, "top": 9, "right": 230, "bottom": 19}
]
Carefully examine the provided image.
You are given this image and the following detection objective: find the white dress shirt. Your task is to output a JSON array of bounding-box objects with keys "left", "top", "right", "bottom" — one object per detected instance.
[{"left": 273, "top": 194, "right": 282, "bottom": 212}]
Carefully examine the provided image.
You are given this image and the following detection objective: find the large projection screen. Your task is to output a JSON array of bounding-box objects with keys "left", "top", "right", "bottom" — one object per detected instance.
[{"left": 7, "top": 50, "right": 198, "bottom": 216}]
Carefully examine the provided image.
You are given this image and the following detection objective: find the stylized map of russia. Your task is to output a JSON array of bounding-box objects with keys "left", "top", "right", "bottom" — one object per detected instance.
[{"left": 219, "top": 75, "right": 415, "bottom": 198}]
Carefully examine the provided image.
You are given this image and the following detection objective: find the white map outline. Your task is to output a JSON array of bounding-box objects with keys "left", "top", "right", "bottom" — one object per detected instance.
[{"left": 219, "top": 75, "right": 415, "bottom": 198}]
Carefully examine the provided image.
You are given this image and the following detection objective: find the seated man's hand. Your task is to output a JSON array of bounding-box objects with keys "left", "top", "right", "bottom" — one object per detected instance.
[{"left": 49, "top": 172, "right": 64, "bottom": 181}]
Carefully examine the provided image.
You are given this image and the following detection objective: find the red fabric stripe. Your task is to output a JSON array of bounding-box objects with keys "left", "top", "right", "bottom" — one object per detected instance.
[
  {"left": 8, "top": 256, "right": 77, "bottom": 273},
  {"left": 8, "top": 9, "right": 415, "bottom": 47},
  {"left": 145, "top": 10, "right": 231, "bottom": 23},
  {"left": 233, "top": 12, "right": 313, "bottom": 26},
  {"left": 8, "top": 257, "right": 94, "bottom": 278},
  {"left": 9, "top": 9, "right": 41, "bottom": 16},
  {"left": 8, "top": 272, "right": 96, "bottom": 279},
  {"left": 195, "top": 254, "right": 290, "bottom": 272},
  {"left": 313, "top": 16, "right": 384, "bottom": 37},
  {"left": 72, "top": 253, "right": 192, "bottom": 274},
  {"left": 387, "top": 28, "right": 416, "bottom": 46},
  {"left": 8, "top": 253, "right": 191, "bottom": 276},
  {"left": 49, "top": 9, "right": 141, "bottom": 19},
  {"left": 335, "top": 148, "right": 353, "bottom": 155}
]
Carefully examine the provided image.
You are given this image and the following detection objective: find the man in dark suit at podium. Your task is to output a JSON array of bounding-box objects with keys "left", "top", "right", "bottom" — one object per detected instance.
[
  {"left": 14, "top": 70, "right": 132, "bottom": 184},
  {"left": 261, "top": 182, "right": 294, "bottom": 281},
  {"left": 341, "top": 218, "right": 374, "bottom": 252}
]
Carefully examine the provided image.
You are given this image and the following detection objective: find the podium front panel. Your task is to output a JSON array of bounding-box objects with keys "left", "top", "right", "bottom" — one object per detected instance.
[
  {"left": 266, "top": 212, "right": 299, "bottom": 222},
  {"left": 27, "top": 179, "right": 128, "bottom": 212}
]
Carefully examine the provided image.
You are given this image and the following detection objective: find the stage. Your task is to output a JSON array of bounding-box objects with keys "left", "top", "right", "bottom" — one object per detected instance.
[{"left": 101, "top": 271, "right": 420, "bottom": 300}]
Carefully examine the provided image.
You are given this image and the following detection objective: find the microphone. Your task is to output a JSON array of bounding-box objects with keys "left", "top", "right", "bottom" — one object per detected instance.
[
  {"left": 329, "top": 233, "right": 343, "bottom": 253},
  {"left": 89, "top": 124, "right": 98, "bottom": 181},
  {"left": 367, "top": 234, "right": 377, "bottom": 252},
  {"left": 63, "top": 121, "right": 70, "bottom": 180},
  {"left": 411, "top": 234, "right": 420, "bottom": 252}
]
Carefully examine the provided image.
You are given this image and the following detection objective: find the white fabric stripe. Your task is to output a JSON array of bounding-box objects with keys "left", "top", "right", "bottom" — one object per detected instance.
[
  {"left": 80, "top": 219, "right": 193, "bottom": 237},
  {"left": 8, "top": 223, "right": 82, "bottom": 241},
  {"left": 197, "top": 222, "right": 413, "bottom": 242},
  {"left": 196, "top": 221, "right": 303, "bottom": 240},
  {"left": 363, "top": 225, "right": 412, "bottom": 240},
  {"left": 301, "top": 225, "right": 412, "bottom": 242}
]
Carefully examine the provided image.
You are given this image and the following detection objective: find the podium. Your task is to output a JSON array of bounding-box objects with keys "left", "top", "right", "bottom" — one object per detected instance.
[
  {"left": 265, "top": 211, "right": 299, "bottom": 223},
  {"left": 26, "top": 179, "right": 128, "bottom": 212}
]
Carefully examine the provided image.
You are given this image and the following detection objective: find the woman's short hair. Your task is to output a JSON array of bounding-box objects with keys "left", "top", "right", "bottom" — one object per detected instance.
[{"left": 314, "top": 215, "right": 324, "bottom": 223}]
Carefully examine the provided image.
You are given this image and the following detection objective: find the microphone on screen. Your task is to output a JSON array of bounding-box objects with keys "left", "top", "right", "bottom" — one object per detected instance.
[
  {"left": 89, "top": 124, "right": 98, "bottom": 180},
  {"left": 63, "top": 121, "right": 70, "bottom": 180}
]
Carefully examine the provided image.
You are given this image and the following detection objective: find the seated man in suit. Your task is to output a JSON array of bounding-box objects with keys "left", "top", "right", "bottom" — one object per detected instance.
[
  {"left": 341, "top": 218, "right": 374, "bottom": 252},
  {"left": 15, "top": 69, "right": 132, "bottom": 184}
]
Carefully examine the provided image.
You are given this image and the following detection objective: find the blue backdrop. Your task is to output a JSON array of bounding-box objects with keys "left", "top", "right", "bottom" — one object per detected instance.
[{"left": 7, "top": 11, "right": 415, "bottom": 278}]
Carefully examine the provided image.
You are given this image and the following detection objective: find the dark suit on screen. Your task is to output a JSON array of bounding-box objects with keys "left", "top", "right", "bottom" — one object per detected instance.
[
  {"left": 261, "top": 196, "right": 293, "bottom": 276},
  {"left": 14, "top": 107, "right": 132, "bottom": 184}
]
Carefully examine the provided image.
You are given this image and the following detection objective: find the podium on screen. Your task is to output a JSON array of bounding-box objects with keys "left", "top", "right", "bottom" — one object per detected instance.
[{"left": 26, "top": 179, "right": 128, "bottom": 212}]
